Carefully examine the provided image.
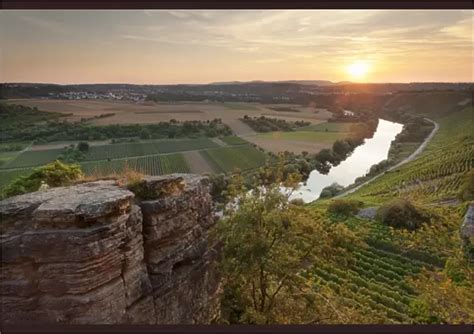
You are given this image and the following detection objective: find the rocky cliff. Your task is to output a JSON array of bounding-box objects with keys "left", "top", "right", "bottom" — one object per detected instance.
[{"left": 0, "top": 174, "right": 220, "bottom": 324}]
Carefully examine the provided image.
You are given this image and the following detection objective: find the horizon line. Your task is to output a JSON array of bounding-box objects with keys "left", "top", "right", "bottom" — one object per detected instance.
[{"left": 3, "top": 80, "right": 473, "bottom": 86}]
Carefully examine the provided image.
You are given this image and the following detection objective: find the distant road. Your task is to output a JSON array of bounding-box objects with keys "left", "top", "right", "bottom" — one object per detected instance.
[{"left": 335, "top": 118, "right": 439, "bottom": 198}]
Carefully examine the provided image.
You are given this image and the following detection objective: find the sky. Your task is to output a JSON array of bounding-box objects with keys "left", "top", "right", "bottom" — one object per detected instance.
[{"left": 1, "top": 10, "right": 472, "bottom": 84}]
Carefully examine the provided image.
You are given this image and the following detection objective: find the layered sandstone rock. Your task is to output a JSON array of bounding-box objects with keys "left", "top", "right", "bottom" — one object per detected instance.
[{"left": 0, "top": 175, "right": 219, "bottom": 325}]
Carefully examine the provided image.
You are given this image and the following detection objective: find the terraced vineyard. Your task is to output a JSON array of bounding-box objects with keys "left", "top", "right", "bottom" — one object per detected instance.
[
  {"left": 80, "top": 153, "right": 190, "bottom": 176},
  {"left": 308, "top": 107, "right": 473, "bottom": 323},
  {"left": 200, "top": 144, "right": 267, "bottom": 173},
  {"left": 349, "top": 108, "right": 474, "bottom": 204}
]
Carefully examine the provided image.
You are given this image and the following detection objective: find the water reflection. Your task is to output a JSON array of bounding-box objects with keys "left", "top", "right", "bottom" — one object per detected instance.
[{"left": 290, "top": 119, "right": 403, "bottom": 203}]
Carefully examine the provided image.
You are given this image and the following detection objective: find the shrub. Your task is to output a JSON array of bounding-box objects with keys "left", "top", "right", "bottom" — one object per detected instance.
[
  {"left": 327, "top": 199, "right": 362, "bottom": 216},
  {"left": 77, "top": 141, "right": 90, "bottom": 152},
  {"left": 319, "top": 182, "right": 344, "bottom": 198},
  {"left": 376, "top": 199, "right": 430, "bottom": 230},
  {"left": 458, "top": 170, "right": 474, "bottom": 202},
  {"left": 2, "top": 160, "right": 84, "bottom": 198}
]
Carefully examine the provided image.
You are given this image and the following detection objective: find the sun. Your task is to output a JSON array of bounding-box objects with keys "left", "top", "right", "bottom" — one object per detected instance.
[{"left": 346, "top": 61, "right": 370, "bottom": 80}]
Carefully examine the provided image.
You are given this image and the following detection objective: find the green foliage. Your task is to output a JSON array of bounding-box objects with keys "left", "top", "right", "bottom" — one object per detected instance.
[
  {"left": 320, "top": 183, "right": 344, "bottom": 199},
  {"left": 327, "top": 199, "right": 363, "bottom": 217},
  {"left": 376, "top": 199, "right": 430, "bottom": 231},
  {"left": 241, "top": 115, "right": 310, "bottom": 132},
  {"left": 77, "top": 141, "right": 90, "bottom": 152},
  {"left": 215, "top": 182, "right": 359, "bottom": 324},
  {"left": 2, "top": 160, "right": 83, "bottom": 198},
  {"left": 1, "top": 102, "right": 232, "bottom": 143},
  {"left": 458, "top": 169, "right": 474, "bottom": 202}
]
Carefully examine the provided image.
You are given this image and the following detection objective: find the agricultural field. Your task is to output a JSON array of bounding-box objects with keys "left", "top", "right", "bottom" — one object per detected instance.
[
  {"left": 257, "top": 130, "right": 348, "bottom": 143},
  {"left": 298, "top": 122, "right": 358, "bottom": 132},
  {"left": 6, "top": 99, "right": 332, "bottom": 136},
  {"left": 80, "top": 153, "right": 190, "bottom": 176},
  {"left": 242, "top": 121, "right": 351, "bottom": 154},
  {"left": 4, "top": 148, "right": 64, "bottom": 168},
  {"left": 83, "top": 138, "right": 219, "bottom": 161},
  {"left": 219, "top": 136, "right": 249, "bottom": 146},
  {"left": 306, "top": 107, "right": 474, "bottom": 323},
  {"left": 348, "top": 107, "right": 474, "bottom": 205},
  {"left": 200, "top": 144, "right": 267, "bottom": 173}
]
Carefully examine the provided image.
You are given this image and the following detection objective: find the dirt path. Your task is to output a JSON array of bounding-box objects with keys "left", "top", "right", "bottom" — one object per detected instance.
[
  {"left": 335, "top": 118, "right": 439, "bottom": 198},
  {"left": 183, "top": 151, "right": 215, "bottom": 174}
]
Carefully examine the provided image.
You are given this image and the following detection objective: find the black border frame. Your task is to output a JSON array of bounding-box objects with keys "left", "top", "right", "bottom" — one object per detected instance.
[
  {"left": 1, "top": 0, "right": 473, "bottom": 9},
  {"left": 1, "top": 0, "right": 473, "bottom": 333}
]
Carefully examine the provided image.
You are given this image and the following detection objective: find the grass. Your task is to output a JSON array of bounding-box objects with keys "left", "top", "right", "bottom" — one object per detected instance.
[
  {"left": 257, "top": 130, "right": 348, "bottom": 143},
  {"left": 220, "top": 136, "right": 249, "bottom": 146},
  {"left": 298, "top": 122, "right": 358, "bottom": 132},
  {"left": 4, "top": 149, "right": 64, "bottom": 169},
  {"left": 80, "top": 153, "right": 190, "bottom": 177},
  {"left": 84, "top": 138, "right": 218, "bottom": 161},
  {"left": 200, "top": 145, "right": 267, "bottom": 173}
]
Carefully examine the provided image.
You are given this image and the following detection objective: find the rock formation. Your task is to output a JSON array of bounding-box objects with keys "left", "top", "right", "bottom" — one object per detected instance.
[{"left": 0, "top": 174, "right": 220, "bottom": 324}]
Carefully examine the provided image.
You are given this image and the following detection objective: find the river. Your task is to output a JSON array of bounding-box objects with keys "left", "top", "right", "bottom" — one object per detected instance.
[{"left": 289, "top": 119, "right": 403, "bottom": 203}]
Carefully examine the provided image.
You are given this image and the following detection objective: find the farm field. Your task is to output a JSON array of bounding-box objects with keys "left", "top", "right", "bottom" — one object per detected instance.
[
  {"left": 306, "top": 107, "right": 474, "bottom": 323},
  {"left": 257, "top": 130, "right": 348, "bottom": 142},
  {"left": 200, "top": 144, "right": 267, "bottom": 173},
  {"left": 6, "top": 99, "right": 332, "bottom": 136},
  {"left": 347, "top": 107, "right": 474, "bottom": 205},
  {"left": 80, "top": 153, "right": 190, "bottom": 176},
  {"left": 242, "top": 123, "right": 351, "bottom": 154}
]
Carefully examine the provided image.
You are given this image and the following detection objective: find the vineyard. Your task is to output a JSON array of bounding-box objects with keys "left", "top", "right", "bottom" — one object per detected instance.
[
  {"left": 349, "top": 108, "right": 474, "bottom": 204},
  {"left": 80, "top": 153, "right": 190, "bottom": 176},
  {"left": 200, "top": 145, "right": 267, "bottom": 173},
  {"left": 308, "top": 107, "right": 474, "bottom": 323},
  {"left": 84, "top": 138, "right": 219, "bottom": 161}
]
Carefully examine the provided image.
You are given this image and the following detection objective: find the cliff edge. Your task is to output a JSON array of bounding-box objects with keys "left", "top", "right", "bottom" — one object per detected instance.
[{"left": 0, "top": 174, "right": 220, "bottom": 324}]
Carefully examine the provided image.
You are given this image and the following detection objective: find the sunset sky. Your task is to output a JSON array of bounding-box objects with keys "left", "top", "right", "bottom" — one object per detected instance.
[{"left": 1, "top": 10, "right": 472, "bottom": 84}]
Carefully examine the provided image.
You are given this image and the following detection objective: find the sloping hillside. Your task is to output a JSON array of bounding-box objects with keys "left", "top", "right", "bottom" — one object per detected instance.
[
  {"left": 308, "top": 107, "right": 473, "bottom": 323},
  {"left": 349, "top": 107, "right": 473, "bottom": 205}
]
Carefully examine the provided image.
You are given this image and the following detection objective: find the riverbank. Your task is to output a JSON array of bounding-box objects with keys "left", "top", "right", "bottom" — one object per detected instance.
[{"left": 334, "top": 118, "right": 439, "bottom": 198}]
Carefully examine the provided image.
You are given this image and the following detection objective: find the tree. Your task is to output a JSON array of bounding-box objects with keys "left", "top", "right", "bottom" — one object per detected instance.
[
  {"left": 214, "top": 180, "right": 361, "bottom": 324},
  {"left": 77, "top": 141, "right": 90, "bottom": 152}
]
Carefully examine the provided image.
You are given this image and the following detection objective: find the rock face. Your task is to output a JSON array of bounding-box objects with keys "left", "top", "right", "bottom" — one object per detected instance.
[
  {"left": 356, "top": 207, "right": 378, "bottom": 220},
  {"left": 0, "top": 175, "right": 220, "bottom": 324},
  {"left": 460, "top": 203, "right": 474, "bottom": 261}
]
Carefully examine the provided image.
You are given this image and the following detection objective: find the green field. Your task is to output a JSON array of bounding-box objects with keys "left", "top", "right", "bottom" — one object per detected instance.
[
  {"left": 257, "top": 130, "right": 348, "bottom": 143},
  {"left": 80, "top": 153, "right": 190, "bottom": 176},
  {"left": 298, "top": 122, "right": 358, "bottom": 132},
  {"left": 84, "top": 138, "right": 219, "bottom": 161},
  {"left": 201, "top": 145, "right": 267, "bottom": 173},
  {"left": 4, "top": 149, "right": 64, "bottom": 169},
  {"left": 219, "top": 136, "right": 249, "bottom": 145}
]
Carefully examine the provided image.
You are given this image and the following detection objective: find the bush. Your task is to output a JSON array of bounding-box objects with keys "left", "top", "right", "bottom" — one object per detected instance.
[
  {"left": 458, "top": 170, "right": 474, "bottom": 202},
  {"left": 327, "top": 199, "right": 362, "bottom": 217},
  {"left": 319, "top": 182, "right": 344, "bottom": 198},
  {"left": 77, "top": 141, "right": 90, "bottom": 152},
  {"left": 376, "top": 199, "right": 430, "bottom": 230},
  {"left": 2, "top": 160, "right": 84, "bottom": 198}
]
